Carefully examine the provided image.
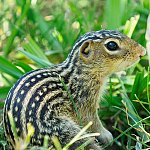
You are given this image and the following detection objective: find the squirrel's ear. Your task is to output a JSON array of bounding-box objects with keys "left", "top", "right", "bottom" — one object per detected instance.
[{"left": 80, "top": 41, "right": 92, "bottom": 58}]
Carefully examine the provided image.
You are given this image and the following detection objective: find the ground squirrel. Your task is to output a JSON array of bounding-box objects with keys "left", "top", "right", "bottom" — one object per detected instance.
[{"left": 3, "top": 30, "right": 145, "bottom": 150}]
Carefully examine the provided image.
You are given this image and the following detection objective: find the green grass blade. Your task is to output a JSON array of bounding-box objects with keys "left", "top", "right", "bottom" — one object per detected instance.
[
  {"left": 51, "top": 136, "right": 62, "bottom": 150},
  {"left": 0, "top": 87, "right": 11, "bottom": 100},
  {"left": 0, "top": 140, "right": 7, "bottom": 150},
  {"left": 104, "top": 0, "right": 128, "bottom": 29},
  {"left": 103, "top": 115, "right": 150, "bottom": 149},
  {"left": 23, "top": 36, "right": 50, "bottom": 62},
  {"left": 3, "top": 0, "right": 31, "bottom": 57},
  {"left": 130, "top": 71, "right": 142, "bottom": 100},
  {"left": 32, "top": 8, "right": 63, "bottom": 51},
  {"left": 14, "top": 61, "right": 33, "bottom": 73},
  {"left": 19, "top": 49, "right": 53, "bottom": 67},
  {"left": 113, "top": 127, "right": 150, "bottom": 148},
  {"left": 145, "top": 13, "right": 150, "bottom": 64},
  {"left": 118, "top": 76, "right": 149, "bottom": 143},
  {"left": 8, "top": 112, "right": 18, "bottom": 141},
  {"left": 75, "top": 138, "right": 95, "bottom": 150},
  {"left": 145, "top": 13, "right": 150, "bottom": 108},
  {"left": 130, "top": 70, "right": 146, "bottom": 100},
  {"left": 41, "top": 135, "right": 49, "bottom": 150},
  {"left": 141, "top": 0, "right": 150, "bottom": 9},
  {"left": 134, "top": 95, "right": 150, "bottom": 115},
  {"left": 0, "top": 73, "right": 15, "bottom": 86},
  {"left": 0, "top": 56, "right": 24, "bottom": 79},
  {"left": 147, "top": 68, "right": 150, "bottom": 108}
]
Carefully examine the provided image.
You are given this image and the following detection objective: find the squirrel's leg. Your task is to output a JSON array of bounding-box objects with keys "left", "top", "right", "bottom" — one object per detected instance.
[
  {"left": 96, "top": 119, "right": 113, "bottom": 145},
  {"left": 90, "top": 111, "right": 113, "bottom": 145},
  {"left": 56, "top": 117, "right": 101, "bottom": 150}
]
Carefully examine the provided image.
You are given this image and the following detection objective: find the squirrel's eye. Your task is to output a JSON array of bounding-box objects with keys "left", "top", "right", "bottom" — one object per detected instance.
[{"left": 105, "top": 41, "right": 119, "bottom": 51}]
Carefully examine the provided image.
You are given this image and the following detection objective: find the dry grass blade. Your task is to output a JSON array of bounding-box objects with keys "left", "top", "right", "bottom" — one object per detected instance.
[{"left": 63, "top": 121, "right": 99, "bottom": 150}]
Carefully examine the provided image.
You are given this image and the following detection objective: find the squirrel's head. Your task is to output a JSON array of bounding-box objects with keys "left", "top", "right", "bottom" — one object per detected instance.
[{"left": 71, "top": 30, "right": 146, "bottom": 76}]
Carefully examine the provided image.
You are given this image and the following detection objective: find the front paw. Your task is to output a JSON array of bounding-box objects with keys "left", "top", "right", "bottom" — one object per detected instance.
[
  {"left": 97, "top": 128, "right": 113, "bottom": 145},
  {"left": 86, "top": 143, "right": 101, "bottom": 150}
]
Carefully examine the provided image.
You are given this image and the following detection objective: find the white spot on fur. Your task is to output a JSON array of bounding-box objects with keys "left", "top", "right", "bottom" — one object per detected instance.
[
  {"left": 17, "top": 98, "right": 20, "bottom": 103},
  {"left": 37, "top": 75, "right": 41, "bottom": 78},
  {"left": 15, "top": 106, "right": 18, "bottom": 112},
  {"left": 21, "top": 90, "right": 24, "bottom": 95},
  {"left": 35, "top": 96, "right": 40, "bottom": 101},
  {"left": 25, "top": 82, "right": 30, "bottom": 87},
  {"left": 31, "top": 78, "right": 36, "bottom": 82},
  {"left": 32, "top": 103, "right": 35, "bottom": 108}
]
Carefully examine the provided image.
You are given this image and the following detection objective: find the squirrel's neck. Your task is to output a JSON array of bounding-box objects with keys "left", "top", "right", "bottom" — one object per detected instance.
[
  {"left": 55, "top": 54, "right": 107, "bottom": 125},
  {"left": 59, "top": 54, "right": 107, "bottom": 109}
]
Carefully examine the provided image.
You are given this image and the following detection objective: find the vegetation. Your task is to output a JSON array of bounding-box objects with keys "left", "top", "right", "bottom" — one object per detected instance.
[{"left": 0, "top": 0, "right": 150, "bottom": 149}]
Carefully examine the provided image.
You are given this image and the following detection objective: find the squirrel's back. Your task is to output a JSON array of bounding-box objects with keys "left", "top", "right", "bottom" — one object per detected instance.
[
  {"left": 3, "top": 30, "right": 146, "bottom": 149},
  {"left": 4, "top": 67, "right": 73, "bottom": 146}
]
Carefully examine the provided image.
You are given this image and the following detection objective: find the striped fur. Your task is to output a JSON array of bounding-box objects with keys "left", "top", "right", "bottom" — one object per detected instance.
[{"left": 3, "top": 29, "right": 143, "bottom": 149}]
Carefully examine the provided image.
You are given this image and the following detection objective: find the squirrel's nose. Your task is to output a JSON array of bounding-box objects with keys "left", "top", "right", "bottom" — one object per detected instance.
[
  {"left": 140, "top": 47, "right": 146, "bottom": 56},
  {"left": 136, "top": 44, "right": 146, "bottom": 57}
]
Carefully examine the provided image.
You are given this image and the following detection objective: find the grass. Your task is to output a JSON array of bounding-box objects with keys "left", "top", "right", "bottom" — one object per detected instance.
[{"left": 0, "top": 0, "right": 150, "bottom": 149}]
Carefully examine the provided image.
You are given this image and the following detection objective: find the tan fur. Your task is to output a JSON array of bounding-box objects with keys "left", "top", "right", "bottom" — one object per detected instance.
[{"left": 3, "top": 30, "right": 146, "bottom": 150}]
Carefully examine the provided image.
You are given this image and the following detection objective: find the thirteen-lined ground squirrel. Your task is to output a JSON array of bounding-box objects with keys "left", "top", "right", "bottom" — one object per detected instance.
[{"left": 3, "top": 30, "right": 146, "bottom": 150}]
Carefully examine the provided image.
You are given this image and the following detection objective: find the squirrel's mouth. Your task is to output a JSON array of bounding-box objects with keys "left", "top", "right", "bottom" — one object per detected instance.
[
  {"left": 125, "top": 46, "right": 146, "bottom": 68},
  {"left": 116, "top": 55, "right": 141, "bottom": 72},
  {"left": 128, "top": 58, "right": 140, "bottom": 67},
  {"left": 126, "top": 54, "right": 141, "bottom": 68}
]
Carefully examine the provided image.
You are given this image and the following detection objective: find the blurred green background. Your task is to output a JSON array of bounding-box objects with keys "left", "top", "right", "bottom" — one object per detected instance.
[{"left": 0, "top": 0, "right": 150, "bottom": 149}]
